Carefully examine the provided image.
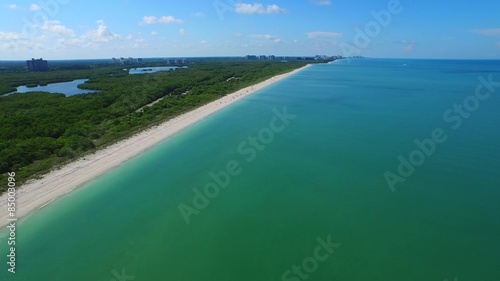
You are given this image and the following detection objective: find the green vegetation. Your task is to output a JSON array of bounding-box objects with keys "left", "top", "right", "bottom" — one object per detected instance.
[{"left": 0, "top": 59, "right": 328, "bottom": 192}]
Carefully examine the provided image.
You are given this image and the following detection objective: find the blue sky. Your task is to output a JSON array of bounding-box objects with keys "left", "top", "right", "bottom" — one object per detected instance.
[{"left": 1, "top": 0, "right": 499, "bottom": 60}]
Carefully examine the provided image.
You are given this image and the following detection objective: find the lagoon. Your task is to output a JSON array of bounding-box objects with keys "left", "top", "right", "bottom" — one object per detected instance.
[
  {"left": 11, "top": 79, "right": 98, "bottom": 96},
  {"left": 128, "top": 66, "right": 187, "bottom": 75}
]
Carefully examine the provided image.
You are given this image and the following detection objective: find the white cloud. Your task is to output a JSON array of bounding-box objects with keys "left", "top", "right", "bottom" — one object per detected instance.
[
  {"left": 307, "top": 31, "right": 342, "bottom": 39},
  {"left": 394, "top": 40, "right": 416, "bottom": 45},
  {"left": 81, "top": 20, "right": 119, "bottom": 43},
  {"left": 39, "top": 20, "right": 75, "bottom": 37},
  {"left": 393, "top": 40, "right": 416, "bottom": 52},
  {"left": 179, "top": 28, "right": 186, "bottom": 36},
  {"left": 132, "top": 37, "right": 148, "bottom": 48},
  {"left": 0, "top": 20, "right": 75, "bottom": 52},
  {"left": 151, "top": 31, "right": 158, "bottom": 36},
  {"left": 471, "top": 28, "right": 500, "bottom": 37},
  {"left": 30, "top": 4, "right": 41, "bottom": 11},
  {"left": 249, "top": 34, "right": 282, "bottom": 43},
  {"left": 0, "top": 32, "right": 24, "bottom": 41},
  {"left": 404, "top": 43, "right": 415, "bottom": 52},
  {"left": 140, "top": 15, "right": 183, "bottom": 25},
  {"left": 264, "top": 4, "right": 285, "bottom": 14},
  {"left": 57, "top": 37, "right": 81, "bottom": 47},
  {"left": 1, "top": 19, "right": 126, "bottom": 55},
  {"left": 141, "top": 16, "right": 157, "bottom": 24},
  {"left": 235, "top": 3, "right": 285, "bottom": 14},
  {"left": 58, "top": 21, "right": 120, "bottom": 49},
  {"left": 190, "top": 12, "right": 204, "bottom": 17},
  {"left": 8, "top": 4, "right": 17, "bottom": 9},
  {"left": 311, "top": 0, "right": 332, "bottom": 6},
  {"left": 250, "top": 34, "right": 271, "bottom": 39}
]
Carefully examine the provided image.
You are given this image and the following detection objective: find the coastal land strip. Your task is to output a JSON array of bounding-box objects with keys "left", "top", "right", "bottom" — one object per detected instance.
[{"left": 0, "top": 64, "right": 311, "bottom": 227}]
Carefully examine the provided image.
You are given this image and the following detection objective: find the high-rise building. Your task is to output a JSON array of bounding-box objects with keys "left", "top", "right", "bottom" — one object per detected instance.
[{"left": 26, "top": 58, "right": 48, "bottom": 71}]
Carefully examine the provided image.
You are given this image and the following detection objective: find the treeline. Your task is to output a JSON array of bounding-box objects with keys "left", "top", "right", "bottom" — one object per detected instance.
[{"left": 0, "top": 60, "right": 319, "bottom": 192}]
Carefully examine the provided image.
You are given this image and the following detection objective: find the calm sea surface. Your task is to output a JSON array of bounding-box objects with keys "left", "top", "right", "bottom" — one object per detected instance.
[{"left": 1, "top": 59, "right": 499, "bottom": 281}]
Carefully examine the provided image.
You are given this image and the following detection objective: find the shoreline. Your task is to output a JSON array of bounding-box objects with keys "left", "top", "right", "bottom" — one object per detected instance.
[{"left": 0, "top": 64, "right": 311, "bottom": 227}]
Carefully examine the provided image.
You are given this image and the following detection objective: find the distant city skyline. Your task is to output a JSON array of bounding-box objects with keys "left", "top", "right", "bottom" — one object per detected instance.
[{"left": 1, "top": 0, "right": 499, "bottom": 60}]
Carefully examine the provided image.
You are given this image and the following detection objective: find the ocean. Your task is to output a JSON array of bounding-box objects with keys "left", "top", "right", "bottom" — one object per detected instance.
[{"left": 1, "top": 59, "right": 499, "bottom": 281}]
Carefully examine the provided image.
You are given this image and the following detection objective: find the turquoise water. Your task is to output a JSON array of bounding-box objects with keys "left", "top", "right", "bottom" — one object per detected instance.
[
  {"left": 11, "top": 79, "right": 98, "bottom": 96},
  {"left": 1, "top": 59, "right": 499, "bottom": 280}
]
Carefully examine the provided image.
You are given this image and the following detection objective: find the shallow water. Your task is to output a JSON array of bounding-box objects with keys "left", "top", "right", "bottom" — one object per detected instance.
[
  {"left": 1, "top": 59, "right": 499, "bottom": 281},
  {"left": 128, "top": 66, "right": 186, "bottom": 74},
  {"left": 10, "top": 79, "right": 98, "bottom": 96}
]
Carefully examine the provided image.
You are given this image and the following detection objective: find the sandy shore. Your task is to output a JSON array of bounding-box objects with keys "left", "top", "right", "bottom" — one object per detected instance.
[{"left": 0, "top": 64, "right": 310, "bottom": 227}]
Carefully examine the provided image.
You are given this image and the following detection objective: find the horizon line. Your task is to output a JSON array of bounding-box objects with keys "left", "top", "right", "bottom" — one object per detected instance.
[{"left": 1, "top": 56, "right": 499, "bottom": 62}]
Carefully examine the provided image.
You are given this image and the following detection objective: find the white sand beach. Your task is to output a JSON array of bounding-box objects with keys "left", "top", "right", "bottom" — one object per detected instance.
[{"left": 0, "top": 64, "right": 310, "bottom": 227}]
